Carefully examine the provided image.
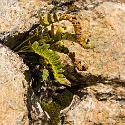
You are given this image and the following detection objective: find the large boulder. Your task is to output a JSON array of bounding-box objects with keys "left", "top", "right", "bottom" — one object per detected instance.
[
  {"left": 0, "top": 44, "right": 50, "bottom": 125},
  {"left": 0, "top": 0, "right": 52, "bottom": 49},
  {"left": 0, "top": 44, "right": 30, "bottom": 125},
  {"left": 60, "top": 2, "right": 125, "bottom": 125}
]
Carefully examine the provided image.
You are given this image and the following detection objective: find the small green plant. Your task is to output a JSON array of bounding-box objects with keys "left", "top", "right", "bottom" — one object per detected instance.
[
  {"left": 41, "top": 101, "right": 61, "bottom": 125},
  {"left": 14, "top": 13, "right": 90, "bottom": 86},
  {"left": 41, "top": 89, "right": 73, "bottom": 125}
]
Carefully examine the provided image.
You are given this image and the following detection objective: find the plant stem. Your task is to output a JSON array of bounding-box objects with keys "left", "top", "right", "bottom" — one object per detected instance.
[{"left": 13, "top": 29, "right": 43, "bottom": 51}]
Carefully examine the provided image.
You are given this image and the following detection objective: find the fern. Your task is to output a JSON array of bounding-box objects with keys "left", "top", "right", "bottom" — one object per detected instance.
[
  {"left": 31, "top": 41, "right": 70, "bottom": 86},
  {"left": 14, "top": 12, "right": 90, "bottom": 86},
  {"left": 41, "top": 68, "right": 49, "bottom": 82}
]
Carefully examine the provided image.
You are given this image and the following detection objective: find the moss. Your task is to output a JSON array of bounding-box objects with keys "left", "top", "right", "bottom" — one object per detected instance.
[
  {"left": 41, "top": 89, "right": 73, "bottom": 125},
  {"left": 53, "top": 89, "right": 73, "bottom": 109},
  {"left": 41, "top": 101, "right": 61, "bottom": 125}
]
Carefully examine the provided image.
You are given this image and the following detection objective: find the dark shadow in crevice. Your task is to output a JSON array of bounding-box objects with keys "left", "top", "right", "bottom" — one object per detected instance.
[
  {"left": 23, "top": 70, "right": 33, "bottom": 124},
  {"left": 0, "top": 24, "right": 40, "bottom": 50},
  {"left": 24, "top": 69, "right": 46, "bottom": 125},
  {"left": 64, "top": 64, "right": 125, "bottom": 87},
  {"left": 63, "top": 64, "right": 125, "bottom": 99}
]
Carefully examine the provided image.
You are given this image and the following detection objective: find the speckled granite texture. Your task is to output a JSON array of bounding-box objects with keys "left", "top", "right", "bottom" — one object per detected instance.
[
  {"left": 1, "top": 0, "right": 125, "bottom": 124},
  {"left": 0, "top": 0, "right": 50, "bottom": 38},
  {"left": 59, "top": 2, "right": 125, "bottom": 124},
  {"left": 0, "top": 44, "right": 30, "bottom": 125}
]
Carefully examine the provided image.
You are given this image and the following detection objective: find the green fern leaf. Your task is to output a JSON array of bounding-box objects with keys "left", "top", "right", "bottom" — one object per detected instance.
[
  {"left": 31, "top": 41, "right": 70, "bottom": 86},
  {"left": 53, "top": 13, "right": 59, "bottom": 22},
  {"left": 40, "top": 15, "right": 50, "bottom": 26},
  {"left": 31, "top": 41, "right": 39, "bottom": 50},
  {"left": 40, "top": 16, "right": 45, "bottom": 26},
  {"left": 41, "top": 68, "right": 49, "bottom": 82},
  {"left": 62, "top": 32, "right": 76, "bottom": 41},
  {"left": 47, "top": 13, "right": 54, "bottom": 24},
  {"left": 54, "top": 27, "right": 64, "bottom": 41},
  {"left": 50, "top": 24, "right": 54, "bottom": 39}
]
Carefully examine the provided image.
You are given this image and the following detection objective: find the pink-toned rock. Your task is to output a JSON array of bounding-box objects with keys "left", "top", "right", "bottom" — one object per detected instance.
[
  {"left": 0, "top": 44, "right": 30, "bottom": 125},
  {"left": 1, "top": 0, "right": 125, "bottom": 124},
  {"left": 60, "top": 2, "right": 125, "bottom": 125}
]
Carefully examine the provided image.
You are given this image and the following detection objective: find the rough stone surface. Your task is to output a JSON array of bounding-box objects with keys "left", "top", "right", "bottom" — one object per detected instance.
[
  {"left": 59, "top": 2, "right": 125, "bottom": 125},
  {"left": 0, "top": 44, "right": 50, "bottom": 125},
  {"left": 0, "top": 44, "right": 30, "bottom": 125},
  {"left": 0, "top": 0, "right": 53, "bottom": 49},
  {"left": 1, "top": 0, "right": 124, "bottom": 49},
  {"left": 1, "top": 0, "right": 125, "bottom": 125},
  {"left": 0, "top": 0, "right": 50, "bottom": 34}
]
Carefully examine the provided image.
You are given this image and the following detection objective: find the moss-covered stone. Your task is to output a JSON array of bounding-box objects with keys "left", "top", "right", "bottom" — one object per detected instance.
[
  {"left": 41, "top": 101, "right": 61, "bottom": 125},
  {"left": 53, "top": 89, "right": 73, "bottom": 109},
  {"left": 41, "top": 89, "right": 73, "bottom": 125}
]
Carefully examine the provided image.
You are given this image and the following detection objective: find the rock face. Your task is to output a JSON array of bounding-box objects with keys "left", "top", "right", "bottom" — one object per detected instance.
[
  {"left": 0, "top": 0, "right": 52, "bottom": 49},
  {"left": 0, "top": 44, "right": 48, "bottom": 125},
  {"left": 0, "top": 44, "right": 30, "bottom": 125},
  {"left": 60, "top": 2, "right": 125, "bottom": 125},
  {"left": 1, "top": 0, "right": 125, "bottom": 125},
  {"left": 0, "top": 0, "right": 50, "bottom": 34}
]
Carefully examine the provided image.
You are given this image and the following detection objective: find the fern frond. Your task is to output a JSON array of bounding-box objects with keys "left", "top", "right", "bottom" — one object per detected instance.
[
  {"left": 62, "top": 32, "right": 76, "bottom": 42},
  {"left": 59, "top": 14, "right": 91, "bottom": 49},
  {"left": 41, "top": 68, "right": 49, "bottom": 82},
  {"left": 40, "top": 13, "right": 59, "bottom": 27},
  {"left": 31, "top": 41, "right": 70, "bottom": 86},
  {"left": 47, "top": 13, "right": 54, "bottom": 24},
  {"left": 53, "top": 13, "right": 59, "bottom": 22},
  {"left": 54, "top": 26, "right": 64, "bottom": 42},
  {"left": 40, "top": 15, "right": 50, "bottom": 26}
]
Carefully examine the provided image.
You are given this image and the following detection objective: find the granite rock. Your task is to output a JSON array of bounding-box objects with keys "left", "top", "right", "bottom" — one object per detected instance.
[
  {"left": 1, "top": 0, "right": 125, "bottom": 124},
  {"left": 0, "top": 44, "right": 30, "bottom": 125},
  {"left": 59, "top": 2, "right": 125, "bottom": 125}
]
